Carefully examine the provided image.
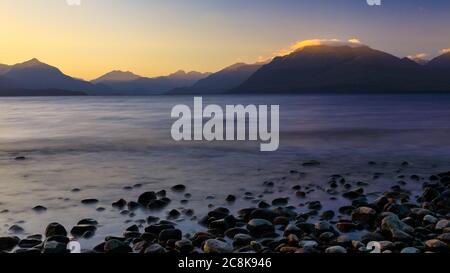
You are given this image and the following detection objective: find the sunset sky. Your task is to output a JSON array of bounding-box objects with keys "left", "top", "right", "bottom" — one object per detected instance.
[{"left": 1, "top": 0, "right": 450, "bottom": 80}]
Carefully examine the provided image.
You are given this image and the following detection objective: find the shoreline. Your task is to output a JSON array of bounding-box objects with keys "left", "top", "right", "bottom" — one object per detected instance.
[{"left": 1, "top": 163, "right": 449, "bottom": 254}]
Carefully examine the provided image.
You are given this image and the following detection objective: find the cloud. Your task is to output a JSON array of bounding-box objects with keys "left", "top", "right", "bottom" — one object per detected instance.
[
  {"left": 440, "top": 48, "right": 450, "bottom": 54},
  {"left": 275, "top": 38, "right": 365, "bottom": 57},
  {"left": 407, "top": 53, "right": 429, "bottom": 64}
]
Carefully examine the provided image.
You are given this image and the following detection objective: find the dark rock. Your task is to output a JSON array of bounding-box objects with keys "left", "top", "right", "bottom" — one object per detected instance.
[
  {"left": 307, "top": 201, "right": 322, "bottom": 210},
  {"left": 175, "top": 239, "right": 193, "bottom": 253},
  {"left": 203, "top": 239, "right": 233, "bottom": 253},
  {"left": 145, "top": 224, "right": 175, "bottom": 235},
  {"left": 171, "top": 184, "right": 186, "bottom": 192},
  {"left": 325, "top": 246, "right": 347, "bottom": 253},
  {"left": 0, "top": 236, "right": 20, "bottom": 251},
  {"left": 78, "top": 218, "right": 98, "bottom": 226},
  {"left": 18, "top": 239, "right": 42, "bottom": 249},
  {"left": 233, "top": 234, "right": 253, "bottom": 248},
  {"left": 144, "top": 244, "right": 167, "bottom": 253},
  {"left": 226, "top": 195, "right": 236, "bottom": 202},
  {"left": 168, "top": 209, "right": 181, "bottom": 219},
  {"left": 112, "top": 199, "right": 127, "bottom": 209},
  {"left": 104, "top": 239, "right": 132, "bottom": 253},
  {"left": 247, "top": 219, "right": 275, "bottom": 238},
  {"left": 272, "top": 198, "right": 289, "bottom": 206},
  {"left": 249, "top": 209, "right": 278, "bottom": 222},
  {"left": 351, "top": 207, "right": 377, "bottom": 225},
  {"left": 32, "top": 205, "right": 47, "bottom": 212},
  {"left": 42, "top": 241, "right": 68, "bottom": 254},
  {"left": 8, "top": 225, "right": 24, "bottom": 234},
  {"left": 302, "top": 160, "right": 320, "bottom": 167},
  {"left": 138, "top": 191, "right": 157, "bottom": 206},
  {"left": 425, "top": 239, "right": 448, "bottom": 252},
  {"left": 147, "top": 199, "right": 170, "bottom": 210},
  {"left": 159, "top": 229, "right": 182, "bottom": 243},
  {"left": 321, "top": 210, "right": 335, "bottom": 220},
  {"left": 336, "top": 222, "right": 358, "bottom": 233},
  {"left": 81, "top": 199, "right": 99, "bottom": 205},
  {"left": 225, "top": 227, "right": 249, "bottom": 239},
  {"left": 15, "top": 156, "right": 27, "bottom": 161},
  {"left": 70, "top": 225, "right": 97, "bottom": 238},
  {"left": 45, "top": 223, "right": 67, "bottom": 237}
]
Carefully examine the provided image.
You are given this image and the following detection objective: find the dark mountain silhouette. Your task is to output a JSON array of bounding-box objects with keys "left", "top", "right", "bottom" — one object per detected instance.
[
  {"left": 2, "top": 58, "right": 104, "bottom": 93},
  {"left": 91, "top": 70, "right": 211, "bottom": 95},
  {"left": 0, "top": 64, "right": 10, "bottom": 74},
  {"left": 232, "top": 45, "right": 450, "bottom": 93},
  {"left": 169, "top": 62, "right": 263, "bottom": 94},
  {"left": 92, "top": 70, "right": 141, "bottom": 84},
  {"left": 427, "top": 52, "right": 450, "bottom": 69},
  {"left": 0, "top": 75, "right": 19, "bottom": 89}
]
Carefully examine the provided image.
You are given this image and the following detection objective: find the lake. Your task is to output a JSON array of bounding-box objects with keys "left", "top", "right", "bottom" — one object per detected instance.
[{"left": 1, "top": 94, "right": 450, "bottom": 249}]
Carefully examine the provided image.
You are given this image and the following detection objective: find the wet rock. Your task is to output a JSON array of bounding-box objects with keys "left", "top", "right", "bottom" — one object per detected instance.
[
  {"left": 325, "top": 246, "right": 347, "bottom": 253},
  {"left": 0, "top": 236, "right": 20, "bottom": 251},
  {"left": 138, "top": 192, "right": 157, "bottom": 206},
  {"left": 249, "top": 209, "right": 278, "bottom": 222},
  {"left": 401, "top": 247, "right": 421, "bottom": 254},
  {"left": 272, "top": 198, "right": 289, "bottom": 206},
  {"left": 295, "top": 191, "right": 306, "bottom": 198},
  {"left": 233, "top": 234, "right": 253, "bottom": 248},
  {"left": 70, "top": 225, "right": 97, "bottom": 238},
  {"left": 46, "top": 235, "right": 70, "bottom": 244},
  {"left": 175, "top": 239, "right": 193, "bottom": 253},
  {"left": 381, "top": 214, "right": 414, "bottom": 236},
  {"left": 8, "top": 225, "right": 24, "bottom": 234},
  {"left": 425, "top": 239, "right": 448, "bottom": 252},
  {"left": 342, "top": 188, "right": 364, "bottom": 200},
  {"left": 18, "top": 239, "right": 42, "bottom": 249},
  {"left": 45, "top": 223, "right": 67, "bottom": 237},
  {"left": 159, "top": 229, "right": 182, "bottom": 244},
  {"left": 315, "top": 221, "right": 333, "bottom": 234},
  {"left": 145, "top": 244, "right": 167, "bottom": 253},
  {"left": 302, "top": 160, "right": 320, "bottom": 167},
  {"left": 247, "top": 219, "right": 275, "bottom": 238},
  {"left": 126, "top": 201, "right": 141, "bottom": 211},
  {"left": 78, "top": 218, "right": 98, "bottom": 226},
  {"left": 168, "top": 209, "right": 181, "bottom": 219},
  {"left": 203, "top": 239, "right": 233, "bottom": 253},
  {"left": 43, "top": 240, "right": 68, "bottom": 254},
  {"left": 32, "top": 205, "right": 47, "bottom": 212},
  {"left": 437, "top": 233, "right": 450, "bottom": 243},
  {"left": 273, "top": 216, "right": 290, "bottom": 226},
  {"left": 307, "top": 201, "right": 322, "bottom": 211},
  {"left": 225, "top": 227, "right": 249, "bottom": 239},
  {"left": 171, "top": 184, "right": 186, "bottom": 192},
  {"left": 226, "top": 195, "right": 236, "bottom": 202},
  {"left": 147, "top": 199, "right": 170, "bottom": 210},
  {"left": 156, "top": 190, "right": 167, "bottom": 197},
  {"left": 104, "top": 239, "right": 132, "bottom": 253},
  {"left": 321, "top": 210, "right": 335, "bottom": 220},
  {"left": 351, "top": 207, "right": 377, "bottom": 225},
  {"left": 258, "top": 201, "right": 270, "bottom": 209},
  {"left": 436, "top": 220, "right": 450, "bottom": 231},
  {"left": 15, "top": 156, "right": 26, "bottom": 161},
  {"left": 423, "top": 215, "right": 438, "bottom": 225},
  {"left": 112, "top": 199, "right": 127, "bottom": 209},
  {"left": 336, "top": 222, "right": 358, "bottom": 233},
  {"left": 145, "top": 224, "right": 175, "bottom": 235},
  {"left": 81, "top": 199, "right": 99, "bottom": 205}
]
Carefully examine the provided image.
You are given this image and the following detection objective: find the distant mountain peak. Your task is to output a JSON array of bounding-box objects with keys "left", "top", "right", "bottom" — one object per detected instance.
[
  {"left": 92, "top": 70, "right": 141, "bottom": 83},
  {"left": 19, "top": 58, "right": 46, "bottom": 67}
]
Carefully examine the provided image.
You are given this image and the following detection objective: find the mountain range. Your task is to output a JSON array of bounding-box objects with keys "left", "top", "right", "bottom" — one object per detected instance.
[
  {"left": 232, "top": 45, "right": 450, "bottom": 93},
  {"left": 91, "top": 70, "right": 211, "bottom": 95},
  {"left": 1, "top": 44, "right": 450, "bottom": 96},
  {"left": 169, "top": 62, "right": 264, "bottom": 94}
]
